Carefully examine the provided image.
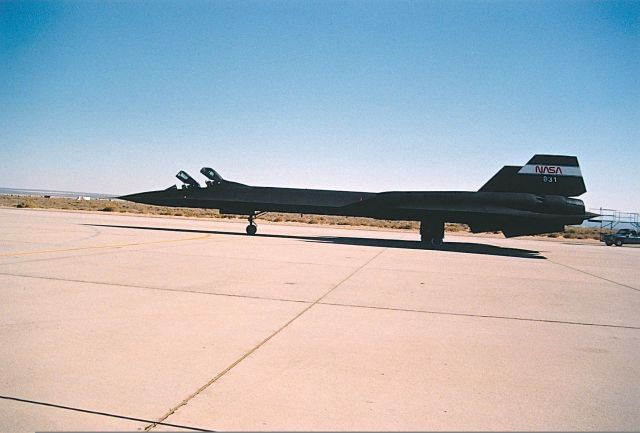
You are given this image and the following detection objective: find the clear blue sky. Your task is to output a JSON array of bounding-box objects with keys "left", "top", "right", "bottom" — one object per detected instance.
[{"left": 1, "top": 0, "right": 638, "bottom": 211}]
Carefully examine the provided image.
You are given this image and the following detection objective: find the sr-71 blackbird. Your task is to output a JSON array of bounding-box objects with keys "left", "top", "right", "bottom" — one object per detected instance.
[{"left": 120, "top": 154, "right": 597, "bottom": 246}]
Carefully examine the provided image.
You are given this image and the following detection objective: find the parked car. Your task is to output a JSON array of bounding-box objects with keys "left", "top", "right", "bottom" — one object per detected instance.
[{"left": 602, "top": 229, "right": 640, "bottom": 246}]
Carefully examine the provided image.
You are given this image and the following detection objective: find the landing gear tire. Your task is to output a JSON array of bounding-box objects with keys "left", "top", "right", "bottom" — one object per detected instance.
[
  {"left": 420, "top": 236, "right": 443, "bottom": 248},
  {"left": 420, "top": 219, "right": 445, "bottom": 248},
  {"left": 246, "top": 224, "right": 257, "bottom": 236}
]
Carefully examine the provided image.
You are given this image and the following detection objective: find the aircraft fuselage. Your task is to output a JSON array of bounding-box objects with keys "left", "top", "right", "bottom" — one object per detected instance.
[
  {"left": 121, "top": 183, "right": 588, "bottom": 228},
  {"left": 119, "top": 155, "right": 597, "bottom": 244}
]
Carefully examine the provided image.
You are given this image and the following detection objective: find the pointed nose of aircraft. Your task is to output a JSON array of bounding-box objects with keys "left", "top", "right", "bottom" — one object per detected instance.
[
  {"left": 118, "top": 192, "right": 148, "bottom": 203},
  {"left": 117, "top": 192, "right": 142, "bottom": 202},
  {"left": 118, "top": 190, "right": 167, "bottom": 206}
]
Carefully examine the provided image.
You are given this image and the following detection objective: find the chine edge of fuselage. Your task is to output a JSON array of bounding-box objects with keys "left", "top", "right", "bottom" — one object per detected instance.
[{"left": 118, "top": 184, "right": 589, "bottom": 226}]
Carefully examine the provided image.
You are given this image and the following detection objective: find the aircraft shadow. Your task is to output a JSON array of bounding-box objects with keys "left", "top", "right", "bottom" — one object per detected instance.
[{"left": 85, "top": 223, "right": 545, "bottom": 259}]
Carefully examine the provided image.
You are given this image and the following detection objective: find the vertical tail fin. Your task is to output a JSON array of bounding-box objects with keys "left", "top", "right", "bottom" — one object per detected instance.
[{"left": 478, "top": 154, "right": 586, "bottom": 197}]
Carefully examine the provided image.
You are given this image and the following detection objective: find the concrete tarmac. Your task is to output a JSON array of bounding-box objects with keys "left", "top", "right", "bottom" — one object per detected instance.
[{"left": 0, "top": 208, "right": 638, "bottom": 431}]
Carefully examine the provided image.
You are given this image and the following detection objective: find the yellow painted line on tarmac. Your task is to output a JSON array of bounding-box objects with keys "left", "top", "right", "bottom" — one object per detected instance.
[{"left": 0, "top": 234, "right": 211, "bottom": 257}]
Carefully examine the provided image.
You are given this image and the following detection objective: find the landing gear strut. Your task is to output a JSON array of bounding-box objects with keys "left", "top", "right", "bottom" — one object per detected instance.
[
  {"left": 420, "top": 220, "right": 444, "bottom": 247},
  {"left": 246, "top": 211, "right": 267, "bottom": 236}
]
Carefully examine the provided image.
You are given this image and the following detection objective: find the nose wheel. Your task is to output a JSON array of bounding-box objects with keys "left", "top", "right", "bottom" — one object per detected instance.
[
  {"left": 245, "top": 212, "right": 267, "bottom": 236},
  {"left": 246, "top": 223, "right": 257, "bottom": 235}
]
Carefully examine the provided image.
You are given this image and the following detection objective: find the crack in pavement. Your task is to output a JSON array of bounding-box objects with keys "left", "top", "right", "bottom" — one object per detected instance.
[
  {"left": 144, "top": 247, "right": 389, "bottom": 431},
  {"left": 547, "top": 258, "right": 640, "bottom": 293},
  {"left": 0, "top": 272, "right": 312, "bottom": 305},
  {"left": 0, "top": 395, "right": 212, "bottom": 432},
  {"left": 319, "top": 301, "right": 640, "bottom": 330},
  {"left": 0, "top": 234, "right": 212, "bottom": 257},
  {"left": 3, "top": 271, "right": 638, "bottom": 330}
]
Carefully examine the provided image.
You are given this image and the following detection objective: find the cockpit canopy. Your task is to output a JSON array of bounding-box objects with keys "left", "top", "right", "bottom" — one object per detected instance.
[
  {"left": 201, "top": 167, "right": 225, "bottom": 187},
  {"left": 175, "top": 170, "right": 200, "bottom": 188}
]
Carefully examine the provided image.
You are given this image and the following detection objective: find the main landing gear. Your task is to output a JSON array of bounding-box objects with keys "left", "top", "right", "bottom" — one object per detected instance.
[
  {"left": 246, "top": 212, "right": 267, "bottom": 236},
  {"left": 420, "top": 220, "right": 444, "bottom": 247}
]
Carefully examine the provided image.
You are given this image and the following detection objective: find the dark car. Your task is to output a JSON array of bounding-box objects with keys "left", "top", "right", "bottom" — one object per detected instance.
[{"left": 602, "top": 229, "right": 640, "bottom": 246}]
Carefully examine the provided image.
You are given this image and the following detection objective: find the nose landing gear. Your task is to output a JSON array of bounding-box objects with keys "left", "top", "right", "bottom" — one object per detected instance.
[{"left": 246, "top": 212, "right": 267, "bottom": 235}]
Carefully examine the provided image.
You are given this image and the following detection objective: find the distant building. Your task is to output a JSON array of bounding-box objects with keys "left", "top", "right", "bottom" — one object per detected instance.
[{"left": 76, "top": 196, "right": 91, "bottom": 201}]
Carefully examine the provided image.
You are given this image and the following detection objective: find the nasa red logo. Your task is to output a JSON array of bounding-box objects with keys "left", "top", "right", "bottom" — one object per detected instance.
[{"left": 535, "top": 165, "right": 563, "bottom": 175}]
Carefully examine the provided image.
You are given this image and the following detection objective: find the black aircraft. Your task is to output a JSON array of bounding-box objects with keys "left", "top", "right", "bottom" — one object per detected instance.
[{"left": 119, "top": 154, "right": 597, "bottom": 246}]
